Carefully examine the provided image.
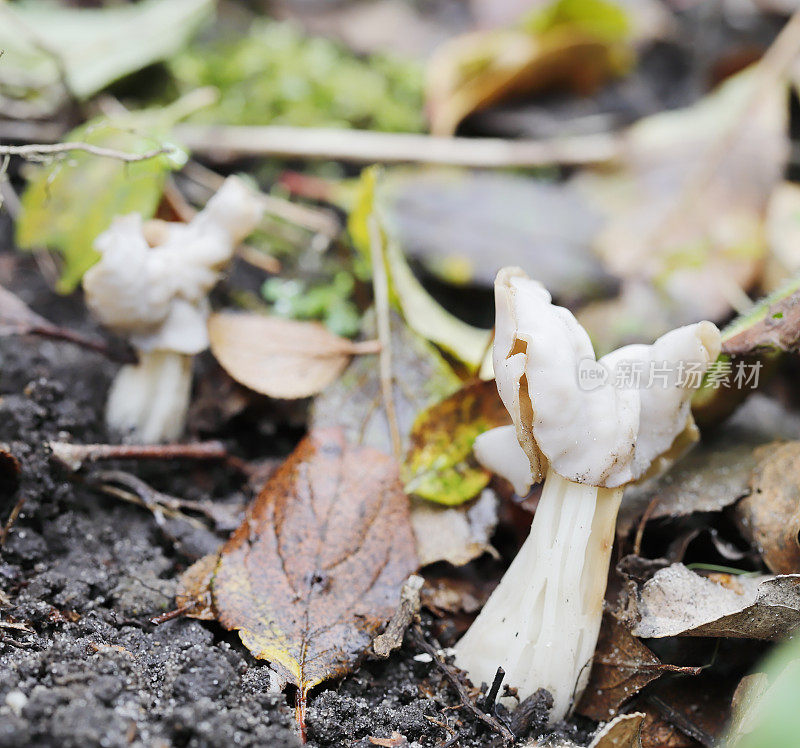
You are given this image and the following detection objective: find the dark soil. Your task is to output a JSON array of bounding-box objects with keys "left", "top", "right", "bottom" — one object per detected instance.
[{"left": 0, "top": 222, "right": 566, "bottom": 748}]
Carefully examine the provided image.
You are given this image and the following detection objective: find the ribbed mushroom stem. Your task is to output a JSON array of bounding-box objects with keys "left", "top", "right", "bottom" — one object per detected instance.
[
  {"left": 106, "top": 350, "right": 193, "bottom": 444},
  {"left": 453, "top": 467, "right": 623, "bottom": 722}
]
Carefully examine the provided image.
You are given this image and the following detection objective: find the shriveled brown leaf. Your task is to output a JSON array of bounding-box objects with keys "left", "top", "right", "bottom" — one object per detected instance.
[
  {"left": 208, "top": 312, "right": 378, "bottom": 399},
  {"left": 630, "top": 563, "right": 800, "bottom": 640},
  {"left": 427, "top": 26, "right": 628, "bottom": 136},
  {"left": 180, "top": 429, "right": 417, "bottom": 720},
  {"left": 619, "top": 395, "right": 800, "bottom": 536},
  {"left": 589, "top": 712, "right": 645, "bottom": 748},
  {"left": 411, "top": 489, "right": 498, "bottom": 567},
  {"left": 578, "top": 612, "right": 700, "bottom": 721},
  {"left": 736, "top": 442, "right": 800, "bottom": 574},
  {"left": 404, "top": 380, "right": 512, "bottom": 505}
]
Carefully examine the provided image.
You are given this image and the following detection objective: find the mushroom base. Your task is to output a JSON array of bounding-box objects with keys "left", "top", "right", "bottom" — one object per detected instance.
[
  {"left": 106, "top": 350, "right": 193, "bottom": 443},
  {"left": 453, "top": 468, "right": 623, "bottom": 722}
]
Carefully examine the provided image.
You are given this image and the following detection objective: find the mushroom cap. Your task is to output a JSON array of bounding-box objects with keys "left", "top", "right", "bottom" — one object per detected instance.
[
  {"left": 493, "top": 268, "right": 721, "bottom": 488},
  {"left": 84, "top": 177, "right": 263, "bottom": 355}
]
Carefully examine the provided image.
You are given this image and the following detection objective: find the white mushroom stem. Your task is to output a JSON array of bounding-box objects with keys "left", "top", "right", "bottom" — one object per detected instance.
[
  {"left": 454, "top": 467, "right": 622, "bottom": 722},
  {"left": 105, "top": 350, "right": 193, "bottom": 445}
]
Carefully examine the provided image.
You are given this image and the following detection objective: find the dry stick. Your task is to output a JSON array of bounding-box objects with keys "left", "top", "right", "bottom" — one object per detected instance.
[
  {"left": 0, "top": 141, "right": 172, "bottom": 163},
  {"left": 182, "top": 159, "right": 340, "bottom": 238},
  {"left": 411, "top": 624, "right": 515, "bottom": 745},
  {"left": 49, "top": 440, "right": 235, "bottom": 471},
  {"left": 643, "top": 9, "right": 800, "bottom": 256},
  {"left": 368, "top": 216, "right": 403, "bottom": 463},
  {"left": 174, "top": 124, "right": 624, "bottom": 169},
  {"left": 0, "top": 494, "right": 27, "bottom": 548}
]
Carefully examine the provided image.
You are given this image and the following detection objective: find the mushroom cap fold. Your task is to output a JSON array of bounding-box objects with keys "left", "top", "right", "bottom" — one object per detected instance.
[
  {"left": 84, "top": 176, "right": 263, "bottom": 355},
  {"left": 493, "top": 269, "right": 721, "bottom": 488}
]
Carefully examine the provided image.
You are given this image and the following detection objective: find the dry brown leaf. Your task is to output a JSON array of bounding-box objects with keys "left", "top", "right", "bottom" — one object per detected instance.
[
  {"left": 736, "top": 442, "right": 800, "bottom": 574},
  {"left": 178, "top": 428, "right": 418, "bottom": 733},
  {"left": 630, "top": 563, "right": 800, "bottom": 640},
  {"left": 589, "top": 712, "right": 645, "bottom": 748},
  {"left": 411, "top": 489, "right": 498, "bottom": 567},
  {"left": 207, "top": 312, "right": 378, "bottom": 399},
  {"left": 578, "top": 612, "right": 700, "bottom": 721},
  {"left": 426, "top": 27, "right": 626, "bottom": 136}
]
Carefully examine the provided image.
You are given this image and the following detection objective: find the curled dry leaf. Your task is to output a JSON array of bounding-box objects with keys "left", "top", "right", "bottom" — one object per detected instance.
[
  {"left": 630, "top": 563, "right": 800, "bottom": 640},
  {"left": 736, "top": 442, "right": 800, "bottom": 574},
  {"left": 588, "top": 712, "right": 645, "bottom": 748},
  {"left": 404, "top": 380, "right": 512, "bottom": 506},
  {"left": 208, "top": 312, "right": 379, "bottom": 399},
  {"left": 578, "top": 612, "right": 700, "bottom": 722},
  {"left": 177, "top": 429, "right": 417, "bottom": 731},
  {"left": 426, "top": 0, "right": 632, "bottom": 136}
]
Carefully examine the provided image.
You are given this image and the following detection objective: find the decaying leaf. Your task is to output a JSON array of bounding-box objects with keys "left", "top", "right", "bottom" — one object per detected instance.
[
  {"left": 577, "top": 69, "right": 788, "bottom": 354},
  {"left": 588, "top": 712, "right": 645, "bottom": 748},
  {"left": 578, "top": 612, "right": 700, "bottom": 721},
  {"left": 312, "top": 310, "right": 460, "bottom": 455},
  {"left": 349, "top": 167, "right": 491, "bottom": 369},
  {"left": 736, "top": 442, "right": 800, "bottom": 575},
  {"left": 630, "top": 563, "right": 800, "bottom": 640},
  {"left": 0, "top": 0, "right": 212, "bottom": 113},
  {"left": 377, "top": 168, "right": 611, "bottom": 301},
  {"left": 17, "top": 112, "right": 185, "bottom": 292},
  {"left": 411, "top": 490, "right": 498, "bottom": 567},
  {"left": 179, "top": 429, "right": 418, "bottom": 719},
  {"left": 619, "top": 395, "right": 800, "bottom": 535},
  {"left": 404, "top": 380, "right": 511, "bottom": 506},
  {"left": 426, "top": 0, "right": 632, "bottom": 136},
  {"left": 208, "top": 312, "right": 379, "bottom": 399}
]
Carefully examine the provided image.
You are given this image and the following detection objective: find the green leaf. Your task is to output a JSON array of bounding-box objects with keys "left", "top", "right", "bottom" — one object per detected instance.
[
  {"left": 404, "top": 381, "right": 512, "bottom": 505},
  {"left": 524, "top": 0, "right": 631, "bottom": 43},
  {"left": 0, "top": 0, "right": 213, "bottom": 110},
  {"left": 348, "top": 167, "right": 491, "bottom": 370},
  {"left": 16, "top": 112, "right": 186, "bottom": 293}
]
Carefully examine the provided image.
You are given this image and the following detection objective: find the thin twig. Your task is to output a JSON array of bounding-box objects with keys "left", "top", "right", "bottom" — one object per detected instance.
[
  {"left": 411, "top": 624, "right": 515, "bottom": 744},
  {"left": 368, "top": 216, "right": 403, "bottom": 463},
  {"left": 0, "top": 494, "right": 27, "bottom": 549},
  {"left": 646, "top": 694, "right": 715, "bottom": 747},
  {"left": 174, "top": 124, "right": 623, "bottom": 169},
  {"left": 49, "top": 440, "right": 241, "bottom": 472},
  {"left": 0, "top": 141, "right": 172, "bottom": 163}
]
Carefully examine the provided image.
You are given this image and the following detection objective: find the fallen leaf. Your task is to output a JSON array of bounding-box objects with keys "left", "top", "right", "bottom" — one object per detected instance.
[
  {"left": 368, "top": 731, "right": 408, "bottom": 747},
  {"left": 736, "top": 442, "right": 800, "bottom": 574},
  {"left": 404, "top": 381, "right": 511, "bottom": 506},
  {"left": 0, "top": 0, "right": 212, "bottom": 111},
  {"left": 411, "top": 489, "right": 498, "bottom": 567},
  {"left": 576, "top": 69, "right": 788, "bottom": 354},
  {"left": 181, "top": 429, "right": 417, "bottom": 721},
  {"left": 378, "top": 167, "right": 611, "bottom": 301},
  {"left": 426, "top": 0, "right": 633, "bottom": 135},
  {"left": 312, "top": 310, "right": 460, "bottom": 455},
  {"left": 588, "top": 712, "right": 645, "bottom": 748},
  {"left": 578, "top": 612, "right": 700, "bottom": 721},
  {"left": 726, "top": 672, "right": 770, "bottom": 747},
  {"left": 208, "top": 312, "right": 379, "bottom": 399},
  {"left": 372, "top": 574, "right": 424, "bottom": 658},
  {"left": 619, "top": 394, "right": 800, "bottom": 536},
  {"left": 630, "top": 563, "right": 800, "bottom": 640},
  {"left": 349, "top": 167, "right": 491, "bottom": 370},
  {"left": 17, "top": 112, "right": 185, "bottom": 292}
]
